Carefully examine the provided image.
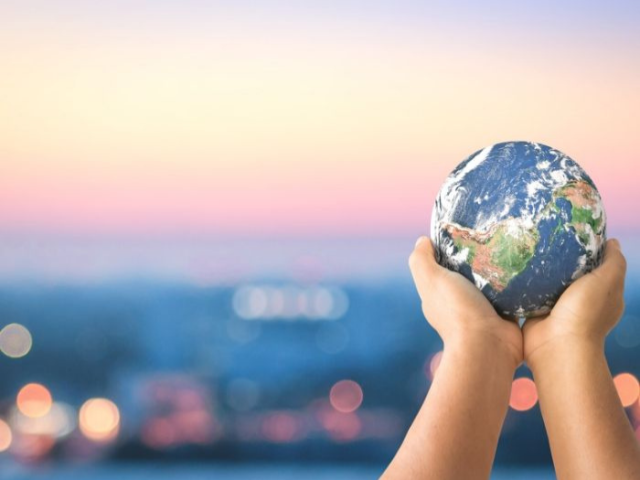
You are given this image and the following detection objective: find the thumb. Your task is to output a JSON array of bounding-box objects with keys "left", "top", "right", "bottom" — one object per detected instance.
[
  {"left": 586, "top": 238, "right": 627, "bottom": 296},
  {"left": 408, "top": 236, "right": 446, "bottom": 302}
]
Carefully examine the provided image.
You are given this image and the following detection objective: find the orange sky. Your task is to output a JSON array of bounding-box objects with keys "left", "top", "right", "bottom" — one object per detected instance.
[{"left": 1, "top": 2, "right": 639, "bottom": 238}]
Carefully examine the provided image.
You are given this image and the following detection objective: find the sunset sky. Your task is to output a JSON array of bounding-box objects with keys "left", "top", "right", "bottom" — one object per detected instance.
[{"left": 1, "top": 1, "right": 639, "bottom": 280}]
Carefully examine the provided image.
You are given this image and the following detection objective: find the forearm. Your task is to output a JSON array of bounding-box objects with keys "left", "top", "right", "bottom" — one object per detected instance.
[
  {"left": 383, "top": 335, "right": 517, "bottom": 480},
  {"left": 529, "top": 337, "right": 640, "bottom": 479}
]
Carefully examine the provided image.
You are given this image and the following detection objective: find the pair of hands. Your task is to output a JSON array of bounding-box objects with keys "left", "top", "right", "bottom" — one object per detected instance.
[
  {"left": 385, "top": 237, "right": 638, "bottom": 480},
  {"left": 408, "top": 236, "right": 627, "bottom": 370}
]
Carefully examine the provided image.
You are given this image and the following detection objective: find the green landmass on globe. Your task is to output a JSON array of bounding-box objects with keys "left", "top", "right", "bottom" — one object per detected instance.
[{"left": 431, "top": 141, "right": 606, "bottom": 319}]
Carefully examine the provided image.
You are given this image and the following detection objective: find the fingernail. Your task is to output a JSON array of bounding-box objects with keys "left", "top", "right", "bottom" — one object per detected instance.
[{"left": 415, "top": 236, "right": 429, "bottom": 248}]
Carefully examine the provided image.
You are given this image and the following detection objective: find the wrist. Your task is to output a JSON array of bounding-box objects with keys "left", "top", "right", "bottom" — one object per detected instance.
[
  {"left": 446, "top": 330, "right": 521, "bottom": 371},
  {"left": 526, "top": 333, "right": 605, "bottom": 374}
]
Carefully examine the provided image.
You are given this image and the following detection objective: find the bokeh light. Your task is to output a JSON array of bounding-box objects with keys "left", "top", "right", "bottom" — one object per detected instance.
[
  {"left": 141, "top": 417, "right": 176, "bottom": 449},
  {"left": 613, "top": 373, "right": 640, "bottom": 407},
  {"left": 79, "top": 398, "right": 120, "bottom": 442},
  {"left": 329, "top": 380, "right": 363, "bottom": 413},
  {"left": 233, "top": 284, "right": 349, "bottom": 321},
  {"left": 509, "top": 378, "right": 538, "bottom": 412},
  {"left": 320, "top": 411, "right": 362, "bottom": 442},
  {"left": 9, "top": 434, "right": 55, "bottom": 461},
  {"left": 0, "top": 323, "right": 33, "bottom": 358},
  {"left": 261, "top": 411, "right": 302, "bottom": 443},
  {"left": 10, "top": 402, "right": 76, "bottom": 439},
  {"left": 17, "top": 383, "right": 52, "bottom": 418},
  {"left": 0, "top": 418, "right": 12, "bottom": 452}
]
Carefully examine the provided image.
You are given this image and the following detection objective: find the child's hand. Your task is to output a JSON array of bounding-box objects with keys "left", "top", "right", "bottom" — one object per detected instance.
[
  {"left": 409, "top": 236, "right": 523, "bottom": 367},
  {"left": 523, "top": 238, "right": 627, "bottom": 367}
]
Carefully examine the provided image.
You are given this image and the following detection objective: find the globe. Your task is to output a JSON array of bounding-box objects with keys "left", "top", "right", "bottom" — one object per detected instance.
[{"left": 430, "top": 141, "right": 607, "bottom": 319}]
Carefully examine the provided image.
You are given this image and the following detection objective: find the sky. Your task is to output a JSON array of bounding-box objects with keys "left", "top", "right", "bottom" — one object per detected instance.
[{"left": 1, "top": 1, "right": 639, "bottom": 280}]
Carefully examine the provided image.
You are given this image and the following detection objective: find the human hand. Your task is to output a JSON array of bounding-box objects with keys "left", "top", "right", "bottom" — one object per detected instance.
[
  {"left": 523, "top": 238, "right": 627, "bottom": 368},
  {"left": 409, "top": 236, "right": 523, "bottom": 368}
]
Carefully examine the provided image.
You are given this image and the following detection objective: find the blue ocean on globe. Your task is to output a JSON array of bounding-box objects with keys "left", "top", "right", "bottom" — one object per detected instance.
[{"left": 430, "top": 141, "right": 607, "bottom": 319}]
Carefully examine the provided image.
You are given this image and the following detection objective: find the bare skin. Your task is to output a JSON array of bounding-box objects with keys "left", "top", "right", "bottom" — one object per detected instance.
[
  {"left": 382, "top": 236, "right": 640, "bottom": 480},
  {"left": 524, "top": 238, "right": 640, "bottom": 479},
  {"left": 382, "top": 236, "right": 523, "bottom": 479}
]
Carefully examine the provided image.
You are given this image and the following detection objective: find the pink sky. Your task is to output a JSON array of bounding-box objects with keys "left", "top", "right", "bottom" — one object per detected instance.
[{"left": 1, "top": 2, "right": 639, "bottom": 240}]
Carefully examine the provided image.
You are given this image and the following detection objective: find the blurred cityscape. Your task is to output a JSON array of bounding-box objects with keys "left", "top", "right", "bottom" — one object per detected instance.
[{"left": 0, "top": 240, "right": 639, "bottom": 477}]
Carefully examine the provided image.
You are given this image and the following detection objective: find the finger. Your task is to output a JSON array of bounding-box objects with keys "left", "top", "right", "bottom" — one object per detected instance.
[
  {"left": 408, "top": 236, "right": 445, "bottom": 301},
  {"left": 593, "top": 238, "right": 627, "bottom": 284}
]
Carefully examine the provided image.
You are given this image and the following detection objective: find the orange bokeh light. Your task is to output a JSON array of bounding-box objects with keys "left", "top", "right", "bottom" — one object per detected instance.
[
  {"left": 613, "top": 373, "right": 640, "bottom": 407},
  {"left": 329, "top": 380, "right": 363, "bottom": 413},
  {"left": 509, "top": 378, "right": 538, "bottom": 412},
  {"left": 0, "top": 418, "right": 12, "bottom": 452},
  {"left": 79, "top": 398, "right": 120, "bottom": 442},
  {"left": 17, "top": 383, "right": 52, "bottom": 418}
]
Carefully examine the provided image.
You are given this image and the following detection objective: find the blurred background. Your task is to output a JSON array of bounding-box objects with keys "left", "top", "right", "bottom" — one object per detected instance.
[{"left": 1, "top": 1, "right": 639, "bottom": 479}]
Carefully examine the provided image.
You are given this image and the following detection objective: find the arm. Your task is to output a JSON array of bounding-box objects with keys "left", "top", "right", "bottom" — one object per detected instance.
[
  {"left": 523, "top": 238, "right": 640, "bottom": 479},
  {"left": 382, "top": 237, "right": 523, "bottom": 480}
]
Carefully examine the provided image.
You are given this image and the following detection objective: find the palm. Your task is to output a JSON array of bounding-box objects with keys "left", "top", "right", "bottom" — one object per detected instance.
[
  {"left": 409, "top": 238, "right": 524, "bottom": 365},
  {"left": 423, "top": 268, "right": 524, "bottom": 365}
]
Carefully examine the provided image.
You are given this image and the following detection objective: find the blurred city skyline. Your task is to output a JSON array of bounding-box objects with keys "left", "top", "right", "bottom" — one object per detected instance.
[{"left": 1, "top": 234, "right": 640, "bottom": 285}]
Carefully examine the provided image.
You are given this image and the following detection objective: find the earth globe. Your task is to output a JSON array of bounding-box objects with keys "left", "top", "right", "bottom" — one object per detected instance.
[{"left": 430, "top": 141, "right": 607, "bottom": 319}]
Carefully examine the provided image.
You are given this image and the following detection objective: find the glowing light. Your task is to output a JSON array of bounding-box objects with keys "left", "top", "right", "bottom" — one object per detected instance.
[
  {"left": 233, "top": 284, "right": 349, "bottom": 321},
  {"left": 141, "top": 410, "right": 216, "bottom": 449},
  {"left": 232, "top": 286, "right": 268, "bottom": 319},
  {"left": 613, "top": 373, "right": 640, "bottom": 407},
  {"left": 9, "top": 434, "right": 55, "bottom": 460},
  {"left": 324, "top": 287, "right": 349, "bottom": 320},
  {"left": 309, "top": 287, "right": 334, "bottom": 318},
  {"left": 0, "top": 323, "right": 33, "bottom": 358},
  {"left": 426, "top": 351, "right": 443, "bottom": 380},
  {"left": 170, "top": 409, "right": 216, "bottom": 444},
  {"left": 263, "top": 286, "right": 285, "bottom": 317},
  {"left": 320, "top": 411, "right": 361, "bottom": 442},
  {"left": 79, "top": 398, "right": 120, "bottom": 442},
  {"left": 141, "top": 417, "right": 176, "bottom": 449},
  {"left": 261, "top": 411, "right": 301, "bottom": 443},
  {"left": 509, "top": 378, "right": 538, "bottom": 411},
  {"left": 330, "top": 380, "right": 363, "bottom": 413},
  {"left": 0, "top": 419, "right": 12, "bottom": 452},
  {"left": 17, "top": 384, "right": 52, "bottom": 418},
  {"left": 280, "top": 285, "right": 303, "bottom": 319},
  {"left": 10, "top": 402, "right": 76, "bottom": 439}
]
